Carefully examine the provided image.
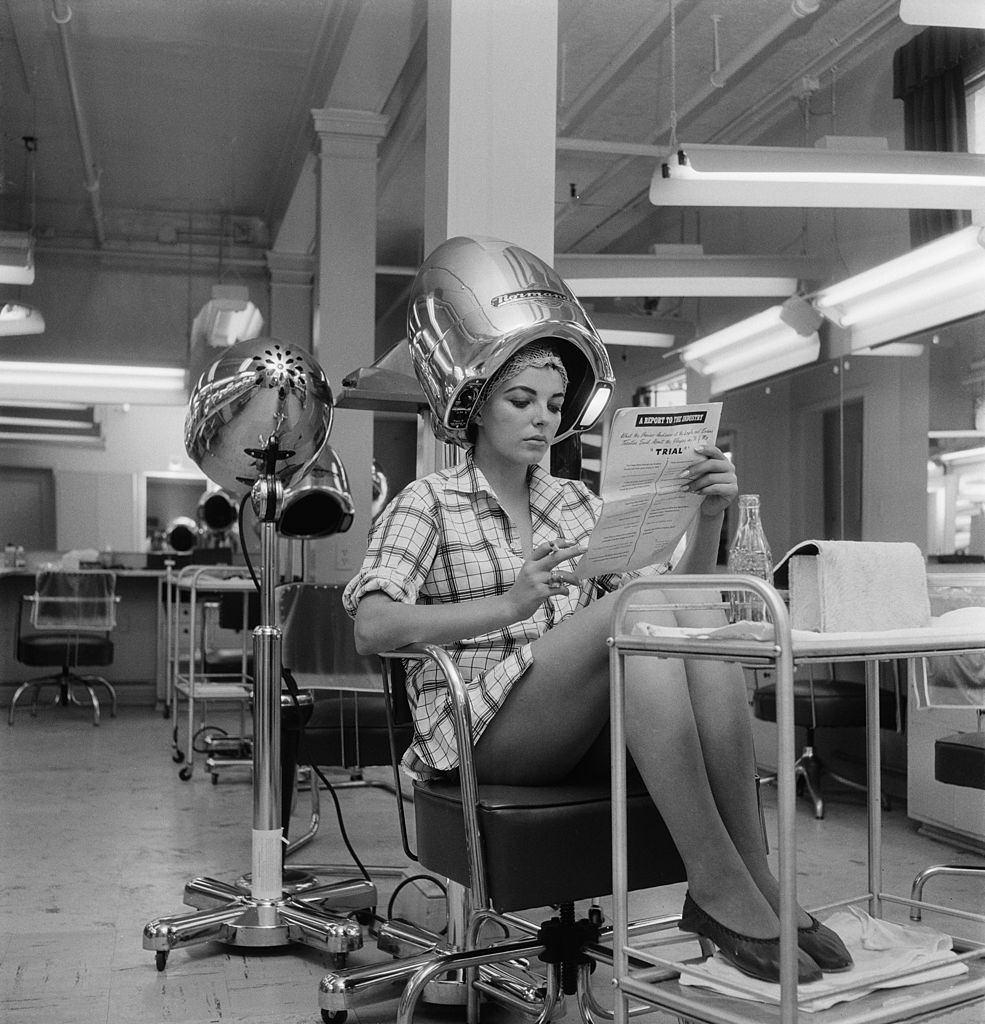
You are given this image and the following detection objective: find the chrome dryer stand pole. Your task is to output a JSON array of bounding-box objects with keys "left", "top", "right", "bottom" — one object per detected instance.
[{"left": 143, "top": 456, "right": 373, "bottom": 969}]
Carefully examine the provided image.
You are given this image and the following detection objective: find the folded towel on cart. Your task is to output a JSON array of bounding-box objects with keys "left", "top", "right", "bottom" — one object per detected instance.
[
  {"left": 631, "top": 620, "right": 981, "bottom": 647},
  {"left": 679, "top": 905, "right": 968, "bottom": 1012},
  {"left": 773, "top": 540, "right": 931, "bottom": 633}
]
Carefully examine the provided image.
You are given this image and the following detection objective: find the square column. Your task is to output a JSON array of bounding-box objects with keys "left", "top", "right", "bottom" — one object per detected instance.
[
  {"left": 265, "top": 251, "right": 314, "bottom": 352},
  {"left": 311, "top": 108, "right": 389, "bottom": 582},
  {"left": 425, "top": 0, "right": 559, "bottom": 262}
]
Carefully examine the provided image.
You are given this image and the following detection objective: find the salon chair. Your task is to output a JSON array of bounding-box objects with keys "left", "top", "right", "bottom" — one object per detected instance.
[
  {"left": 9, "top": 569, "right": 119, "bottom": 727},
  {"left": 278, "top": 582, "right": 414, "bottom": 855},
  {"left": 908, "top": 630, "right": 985, "bottom": 922},
  {"left": 316, "top": 643, "right": 703, "bottom": 1024},
  {"left": 753, "top": 661, "right": 905, "bottom": 820},
  {"left": 909, "top": 723, "right": 985, "bottom": 920}
]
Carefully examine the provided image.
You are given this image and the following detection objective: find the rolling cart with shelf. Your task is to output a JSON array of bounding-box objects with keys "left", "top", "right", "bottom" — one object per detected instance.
[
  {"left": 165, "top": 565, "right": 255, "bottom": 780},
  {"left": 608, "top": 574, "right": 985, "bottom": 1024}
]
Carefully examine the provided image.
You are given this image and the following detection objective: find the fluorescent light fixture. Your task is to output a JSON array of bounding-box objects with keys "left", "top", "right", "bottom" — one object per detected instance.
[
  {"left": 678, "top": 296, "right": 821, "bottom": 394},
  {"left": 811, "top": 226, "right": 985, "bottom": 350},
  {"left": 0, "top": 231, "right": 35, "bottom": 285},
  {"left": 555, "top": 252, "right": 824, "bottom": 297},
  {"left": 590, "top": 313, "right": 675, "bottom": 348},
  {"left": 0, "top": 402, "right": 101, "bottom": 445},
  {"left": 650, "top": 144, "right": 985, "bottom": 208},
  {"left": 900, "top": 0, "right": 985, "bottom": 28},
  {"left": 0, "top": 303, "right": 44, "bottom": 336},
  {"left": 939, "top": 445, "right": 985, "bottom": 465},
  {"left": 598, "top": 326, "right": 675, "bottom": 348},
  {"left": 0, "top": 361, "right": 186, "bottom": 405}
]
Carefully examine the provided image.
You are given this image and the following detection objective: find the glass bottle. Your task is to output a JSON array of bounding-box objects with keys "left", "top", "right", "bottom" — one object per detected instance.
[{"left": 727, "top": 494, "right": 774, "bottom": 622}]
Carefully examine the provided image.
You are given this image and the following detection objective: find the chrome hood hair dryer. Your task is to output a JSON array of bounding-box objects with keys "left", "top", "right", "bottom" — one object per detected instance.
[
  {"left": 407, "top": 235, "right": 614, "bottom": 446},
  {"left": 143, "top": 337, "right": 368, "bottom": 967}
]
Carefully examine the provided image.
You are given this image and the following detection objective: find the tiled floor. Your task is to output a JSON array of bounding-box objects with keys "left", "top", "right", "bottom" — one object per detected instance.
[{"left": 1, "top": 703, "right": 983, "bottom": 1024}]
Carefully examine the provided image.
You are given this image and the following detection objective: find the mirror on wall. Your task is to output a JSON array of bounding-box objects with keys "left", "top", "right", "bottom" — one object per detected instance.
[{"left": 142, "top": 472, "right": 209, "bottom": 553}]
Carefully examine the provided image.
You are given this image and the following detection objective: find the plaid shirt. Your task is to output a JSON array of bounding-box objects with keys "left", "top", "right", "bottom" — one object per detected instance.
[{"left": 343, "top": 449, "right": 660, "bottom": 775}]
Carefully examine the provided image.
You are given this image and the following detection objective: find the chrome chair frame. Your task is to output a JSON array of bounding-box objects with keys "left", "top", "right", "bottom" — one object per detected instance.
[
  {"left": 9, "top": 570, "right": 120, "bottom": 726},
  {"left": 317, "top": 642, "right": 705, "bottom": 1024}
]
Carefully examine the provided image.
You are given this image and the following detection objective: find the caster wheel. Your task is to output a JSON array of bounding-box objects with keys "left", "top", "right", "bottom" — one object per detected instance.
[
  {"left": 211, "top": 773, "right": 218, "bottom": 785},
  {"left": 155, "top": 950, "right": 168, "bottom": 971},
  {"left": 331, "top": 952, "right": 347, "bottom": 970},
  {"left": 172, "top": 750, "right": 185, "bottom": 764},
  {"left": 322, "top": 1011, "right": 347, "bottom": 1023},
  {"left": 353, "top": 909, "right": 375, "bottom": 926},
  {"left": 179, "top": 766, "right": 192, "bottom": 781}
]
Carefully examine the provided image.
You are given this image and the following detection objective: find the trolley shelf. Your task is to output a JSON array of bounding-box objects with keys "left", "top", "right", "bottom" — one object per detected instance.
[{"left": 607, "top": 574, "right": 985, "bottom": 1024}]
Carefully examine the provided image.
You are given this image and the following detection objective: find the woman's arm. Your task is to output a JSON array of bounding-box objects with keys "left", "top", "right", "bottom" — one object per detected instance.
[
  {"left": 353, "top": 539, "right": 583, "bottom": 654},
  {"left": 354, "top": 590, "right": 514, "bottom": 653},
  {"left": 672, "top": 444, "right": 737, "bottom": 576}
]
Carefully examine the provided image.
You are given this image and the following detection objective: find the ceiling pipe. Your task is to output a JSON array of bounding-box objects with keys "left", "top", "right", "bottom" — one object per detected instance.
[{"left": 50, "top": 1, "right": 106, "bottom": 247}]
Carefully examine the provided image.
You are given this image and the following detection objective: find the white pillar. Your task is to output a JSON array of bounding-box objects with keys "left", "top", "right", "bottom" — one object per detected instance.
[
  {"left": 265, "top": 251, "right": 314, "bottom": 351},
  {"left": 425, "top": 0, "right": 558, "bottom": 263},
  {"left": 311, "top": 108, "right": 389, "bottom": 582},
  {"left": 420, "top": 0, "right": 559, "bottom": 473}
]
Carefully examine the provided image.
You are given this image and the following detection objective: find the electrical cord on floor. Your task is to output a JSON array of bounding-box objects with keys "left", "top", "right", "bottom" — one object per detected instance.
[
  {"left": 386, "top": 873, "right": 449, "bottom": 935},
  {"left": 282, "top": 671, "right": 375, "bottom": 895}
]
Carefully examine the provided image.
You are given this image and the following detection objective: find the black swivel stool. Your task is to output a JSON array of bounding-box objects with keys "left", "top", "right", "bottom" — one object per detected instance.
[
  {"left": 753, "top": 664, "right": 903, "bottom": 819},
  {"left": 910, "top": 729, "right": 985, "bottom": 920}
]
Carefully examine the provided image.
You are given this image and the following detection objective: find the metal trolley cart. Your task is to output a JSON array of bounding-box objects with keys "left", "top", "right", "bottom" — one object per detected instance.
[
  {"left": 166, "top": 565, "right": 255, "bottom": 781},
  {"left": 608, "top": 574, "right": 985, "bottom": 1024}
]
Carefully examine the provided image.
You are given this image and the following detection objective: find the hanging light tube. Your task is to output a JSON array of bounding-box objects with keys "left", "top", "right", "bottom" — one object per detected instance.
[
  {"left": 0, "top": 361, "right": 187, "bottom": 404},
  {"left": 555, "top": 251, "right": 822, "bottom": 297},
  {"left": 811, "top": 225, "right": 985, "bottom": 350},
  {"left": 900, "top": 1, "right": 985, "bottom": 29},
  {"left": 650, "top": 144, "right": 985, "bottom": 209},
  {"left": 677, "top": 296, "right": 821, "bottom": 395}
]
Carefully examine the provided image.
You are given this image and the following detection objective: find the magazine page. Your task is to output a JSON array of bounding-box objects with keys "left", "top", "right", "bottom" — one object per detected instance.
[{"left": 574, "top": 403, "right": 723, "bottom": 579}]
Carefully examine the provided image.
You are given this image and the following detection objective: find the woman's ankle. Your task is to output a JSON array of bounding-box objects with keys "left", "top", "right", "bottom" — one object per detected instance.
[
  {"left": 686, "top": 882, "right": 779, "bottom": 939},
  {"left": 751, "top": 875, "right": 813, "bottom": 929}
]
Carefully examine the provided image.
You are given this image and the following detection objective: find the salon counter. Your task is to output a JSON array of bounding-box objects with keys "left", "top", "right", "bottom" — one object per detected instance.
[{"left": 0, "top": 567, "right": 166, "bottom": 707}]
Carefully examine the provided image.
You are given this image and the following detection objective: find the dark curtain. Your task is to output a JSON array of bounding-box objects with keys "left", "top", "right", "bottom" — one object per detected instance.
[{"left": 893, "top": 27, "right": 985, "bottom": 246}]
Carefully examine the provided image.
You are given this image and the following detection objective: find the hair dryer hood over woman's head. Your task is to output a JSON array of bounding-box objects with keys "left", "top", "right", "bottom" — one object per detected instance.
[{"left": 407, "top": 235, "right": 614, "bottom": 447}]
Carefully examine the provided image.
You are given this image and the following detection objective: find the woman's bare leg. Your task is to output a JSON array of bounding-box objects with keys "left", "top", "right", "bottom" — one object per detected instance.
[
  {"left": 669, "top": 593, "right": 812, "bottom": 927},
  {"left": 474, "top": 585, "right": 781, "bottom": 937},
  {"left": 472, "top": 592, "right": 615, "bottom": 783}
]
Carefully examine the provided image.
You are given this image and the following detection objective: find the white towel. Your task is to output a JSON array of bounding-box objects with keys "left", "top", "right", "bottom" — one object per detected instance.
[
  {"left": 678, "top": 905, "right": 968, "bottom": 1012},
  {"left": 774, "top": 540, "right": 931, "bottom": 633}
]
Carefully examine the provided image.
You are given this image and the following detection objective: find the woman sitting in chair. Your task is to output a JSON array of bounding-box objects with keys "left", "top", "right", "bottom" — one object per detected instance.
[{"left": 343, "top": 236, "right": 851, "bottom": 985}]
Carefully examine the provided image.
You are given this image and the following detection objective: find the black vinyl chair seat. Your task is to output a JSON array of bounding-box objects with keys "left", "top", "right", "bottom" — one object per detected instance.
[
  {"left": 935, "top": 731, "right": 985, "bottom": 790},
  {"left": 752, "top": 677, "right": 898, "bottom": 729},
  {"left": 18, "top": 634, "right": 114, "bottom": 667},
  {"left": 414, "top": 772, "right": 684, "bottom": 913}
]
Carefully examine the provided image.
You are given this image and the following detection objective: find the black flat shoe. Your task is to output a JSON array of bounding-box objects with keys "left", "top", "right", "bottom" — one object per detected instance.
[
  {"left": 798, "top": 915, "right": 853, "bottom": 972},
  {"left": 679, "top": 892, "right": 823, "bottom": 985}
]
